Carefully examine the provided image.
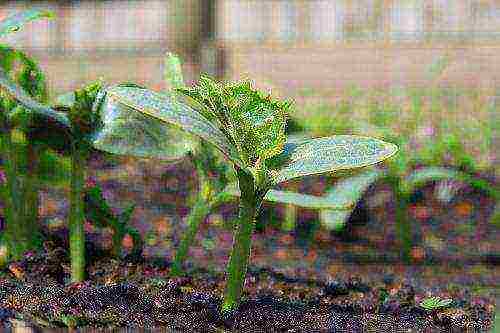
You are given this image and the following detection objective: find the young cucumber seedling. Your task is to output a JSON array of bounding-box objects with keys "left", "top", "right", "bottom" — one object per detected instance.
[{"left": 98, "top": 74, "right": 398, "bottom": 313}]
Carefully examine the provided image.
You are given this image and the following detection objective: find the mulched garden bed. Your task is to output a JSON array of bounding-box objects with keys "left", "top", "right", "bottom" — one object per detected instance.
[{"left": 0, "top": 247, "right": 495, "bottom": 332}]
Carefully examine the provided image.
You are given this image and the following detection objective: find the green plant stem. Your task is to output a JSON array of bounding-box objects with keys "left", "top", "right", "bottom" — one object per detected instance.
[
  {"left": 222, "top": 168, "right": 259, "bottom": 313},
  {"left": 171, "top": 153, "right": 213, "bottom": 276},
  {"left": 388, "top": 176, "right": 412, "bottom": 264},
  {"left": 23, "top": 142, "right": 40, "bottom": 239},
  {"left": 69, "top": 148, "right": 87, "bottom": 282},
  {"left": 0, "top": 127, "right": 36, "bottom": 261},
  {"left": 110, "top": 222, "right": 125, "bottom": 259},
  {"left": 171, "top": 197, "right": 210, "bottom": 277},
  {"left": 283, "top": 203, "right": 297, "bottom": 232},
  {"left": 0, "top": 127, "right": 16, "bottom": 261}
]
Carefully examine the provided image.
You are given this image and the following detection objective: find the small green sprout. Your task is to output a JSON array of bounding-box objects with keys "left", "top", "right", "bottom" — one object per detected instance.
[{"left": 419, "top": 296, "right": 453, "bottom": 311}]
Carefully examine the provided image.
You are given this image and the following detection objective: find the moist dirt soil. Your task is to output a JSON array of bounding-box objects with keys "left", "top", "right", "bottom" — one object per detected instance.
[{"left": 0, "top": 247, "right": 495, "bottom": 332}]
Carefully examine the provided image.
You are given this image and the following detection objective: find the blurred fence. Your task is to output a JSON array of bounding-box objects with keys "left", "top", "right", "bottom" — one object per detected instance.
[
  {"left": 2, "top": 0, "right": 500, "bottom": 95},
  {"left": 0, "top": 0, "right": 202, "bottom": 93},
  {"left": 215, "top": 0, "right": 500, "bottom": 94}
]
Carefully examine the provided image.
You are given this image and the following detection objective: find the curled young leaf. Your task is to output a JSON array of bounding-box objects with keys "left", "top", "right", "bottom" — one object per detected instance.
[
  {"left": 0, "top": 9, "right": 55, "bottom": 38},
  {"left": 178, "top": 76, "right": 290, "bottom": 169},
  {"left": 271, "top": 135, "right": 398, "bottom": 185},
  {"left": 105, "top": 86, "right": 245, "bottom": 168}
]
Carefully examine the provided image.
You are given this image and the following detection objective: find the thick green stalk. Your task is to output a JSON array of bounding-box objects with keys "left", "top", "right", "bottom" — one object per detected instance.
[
  {"left": 171, "top": 197, "right": 210, "bottom": 276},
  {"left": 222, "top": 168, "right": 259, "bottom": 313},
  {"left": 69, "top": 148, "right": 87, "bottom": 282}
]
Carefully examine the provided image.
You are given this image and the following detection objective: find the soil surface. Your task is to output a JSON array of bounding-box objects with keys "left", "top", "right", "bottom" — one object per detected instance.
[
  {"left": 0, "top": 247, "right": 495, "bottom": 332},
  {"left": 1, "top": 155, "right": 498, "bottom": 331}
]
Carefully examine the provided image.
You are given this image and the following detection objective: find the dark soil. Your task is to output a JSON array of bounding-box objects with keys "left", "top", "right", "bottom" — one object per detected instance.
[{"left": 0, "top": 246, "right": 495, "bottom": 332}]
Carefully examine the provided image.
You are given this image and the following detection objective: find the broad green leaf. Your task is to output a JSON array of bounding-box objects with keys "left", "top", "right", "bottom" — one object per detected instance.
[
  {"left": 106, "top": 86, "right": 245, "bottom": 168},
  {"left": 271, "top": 135, "right": 398, "bottom": 185},
  {"left": 0, "top": 69, "right": 71, "bottom": 129},
  {"left": 0, "top": 9, "right": 54, "bottom": 38},
  {"left": 319, "top": 169, "right": 383, "bottom": 230},
  {"left": 92, "top": 90, "right": 195, "bottom": 161},
  {"left": 224, "top": 182, "right": 354, "bottom": 209}
]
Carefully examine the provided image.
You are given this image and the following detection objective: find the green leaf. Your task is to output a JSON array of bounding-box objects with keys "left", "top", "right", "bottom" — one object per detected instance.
[
  {"left": 490, "top": 203, "right": 500, "bottom": 227},
  {"left": 92, "top": 89, "right": 194, "bottom": 161},
  {"left": 271, "top": 135, "right": 398, "bottom": 185},
  {"left": 164, "top": 53, "right": 184, "bottom": 90},
  {"left": 0, "top": 68, "right": 71, "bottom": 129},
  {"left": 319, "top": 210, "right": 351, "bottom": 232},
  {"left": 92, "top": 89, "right": 195, "bottom": 161},
  {"left": 419, "top": 296, "right": 453, "bottom": 310},
  {"left": 53, "top": 92, "right": 75, "bottom": 109},
  {"left": 224, "top": 179, "right": 358, "bottom": 210},
  {"left": 177, "top": 76, "right": 291, "bottom": 169},
  {"left": 37, "top": 149, "right": 71, "bottom": 187},
  {"left": 119, "top": 204, "right": 135, "bottom": 225},
  {"left": 403, "top": 167, "right": 498, "bottom": 200},
  {"left": 84, "top": 185, "right": 115, "bottom": 229},
  {"left": 105, "top": 86, "right": 245, "bottom": 168},
  {"left": 0, "top": 9, "right": 54, "bottom": 38},
  {"left": 320, "top": 169, "right": 383, "bottom": 230}
]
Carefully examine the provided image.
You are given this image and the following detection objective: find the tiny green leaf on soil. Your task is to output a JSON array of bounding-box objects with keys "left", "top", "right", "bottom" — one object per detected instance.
[
  {"left": 419, "top": 296, "right": 453, "bottom": 310},
  {"left": 105, "top": 86, "right": 245, "bottom": 169},
  {"left": 0, "top": 9, "right": 55, "bottom": 38},
  {"left": 271, "top": 135, "right": 398, "bottom": 185}
]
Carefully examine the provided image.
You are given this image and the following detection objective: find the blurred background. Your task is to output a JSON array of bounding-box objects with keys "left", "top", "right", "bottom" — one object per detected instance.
[{"left": 1, "top": 0, "right": 499, "bottom": 309}]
